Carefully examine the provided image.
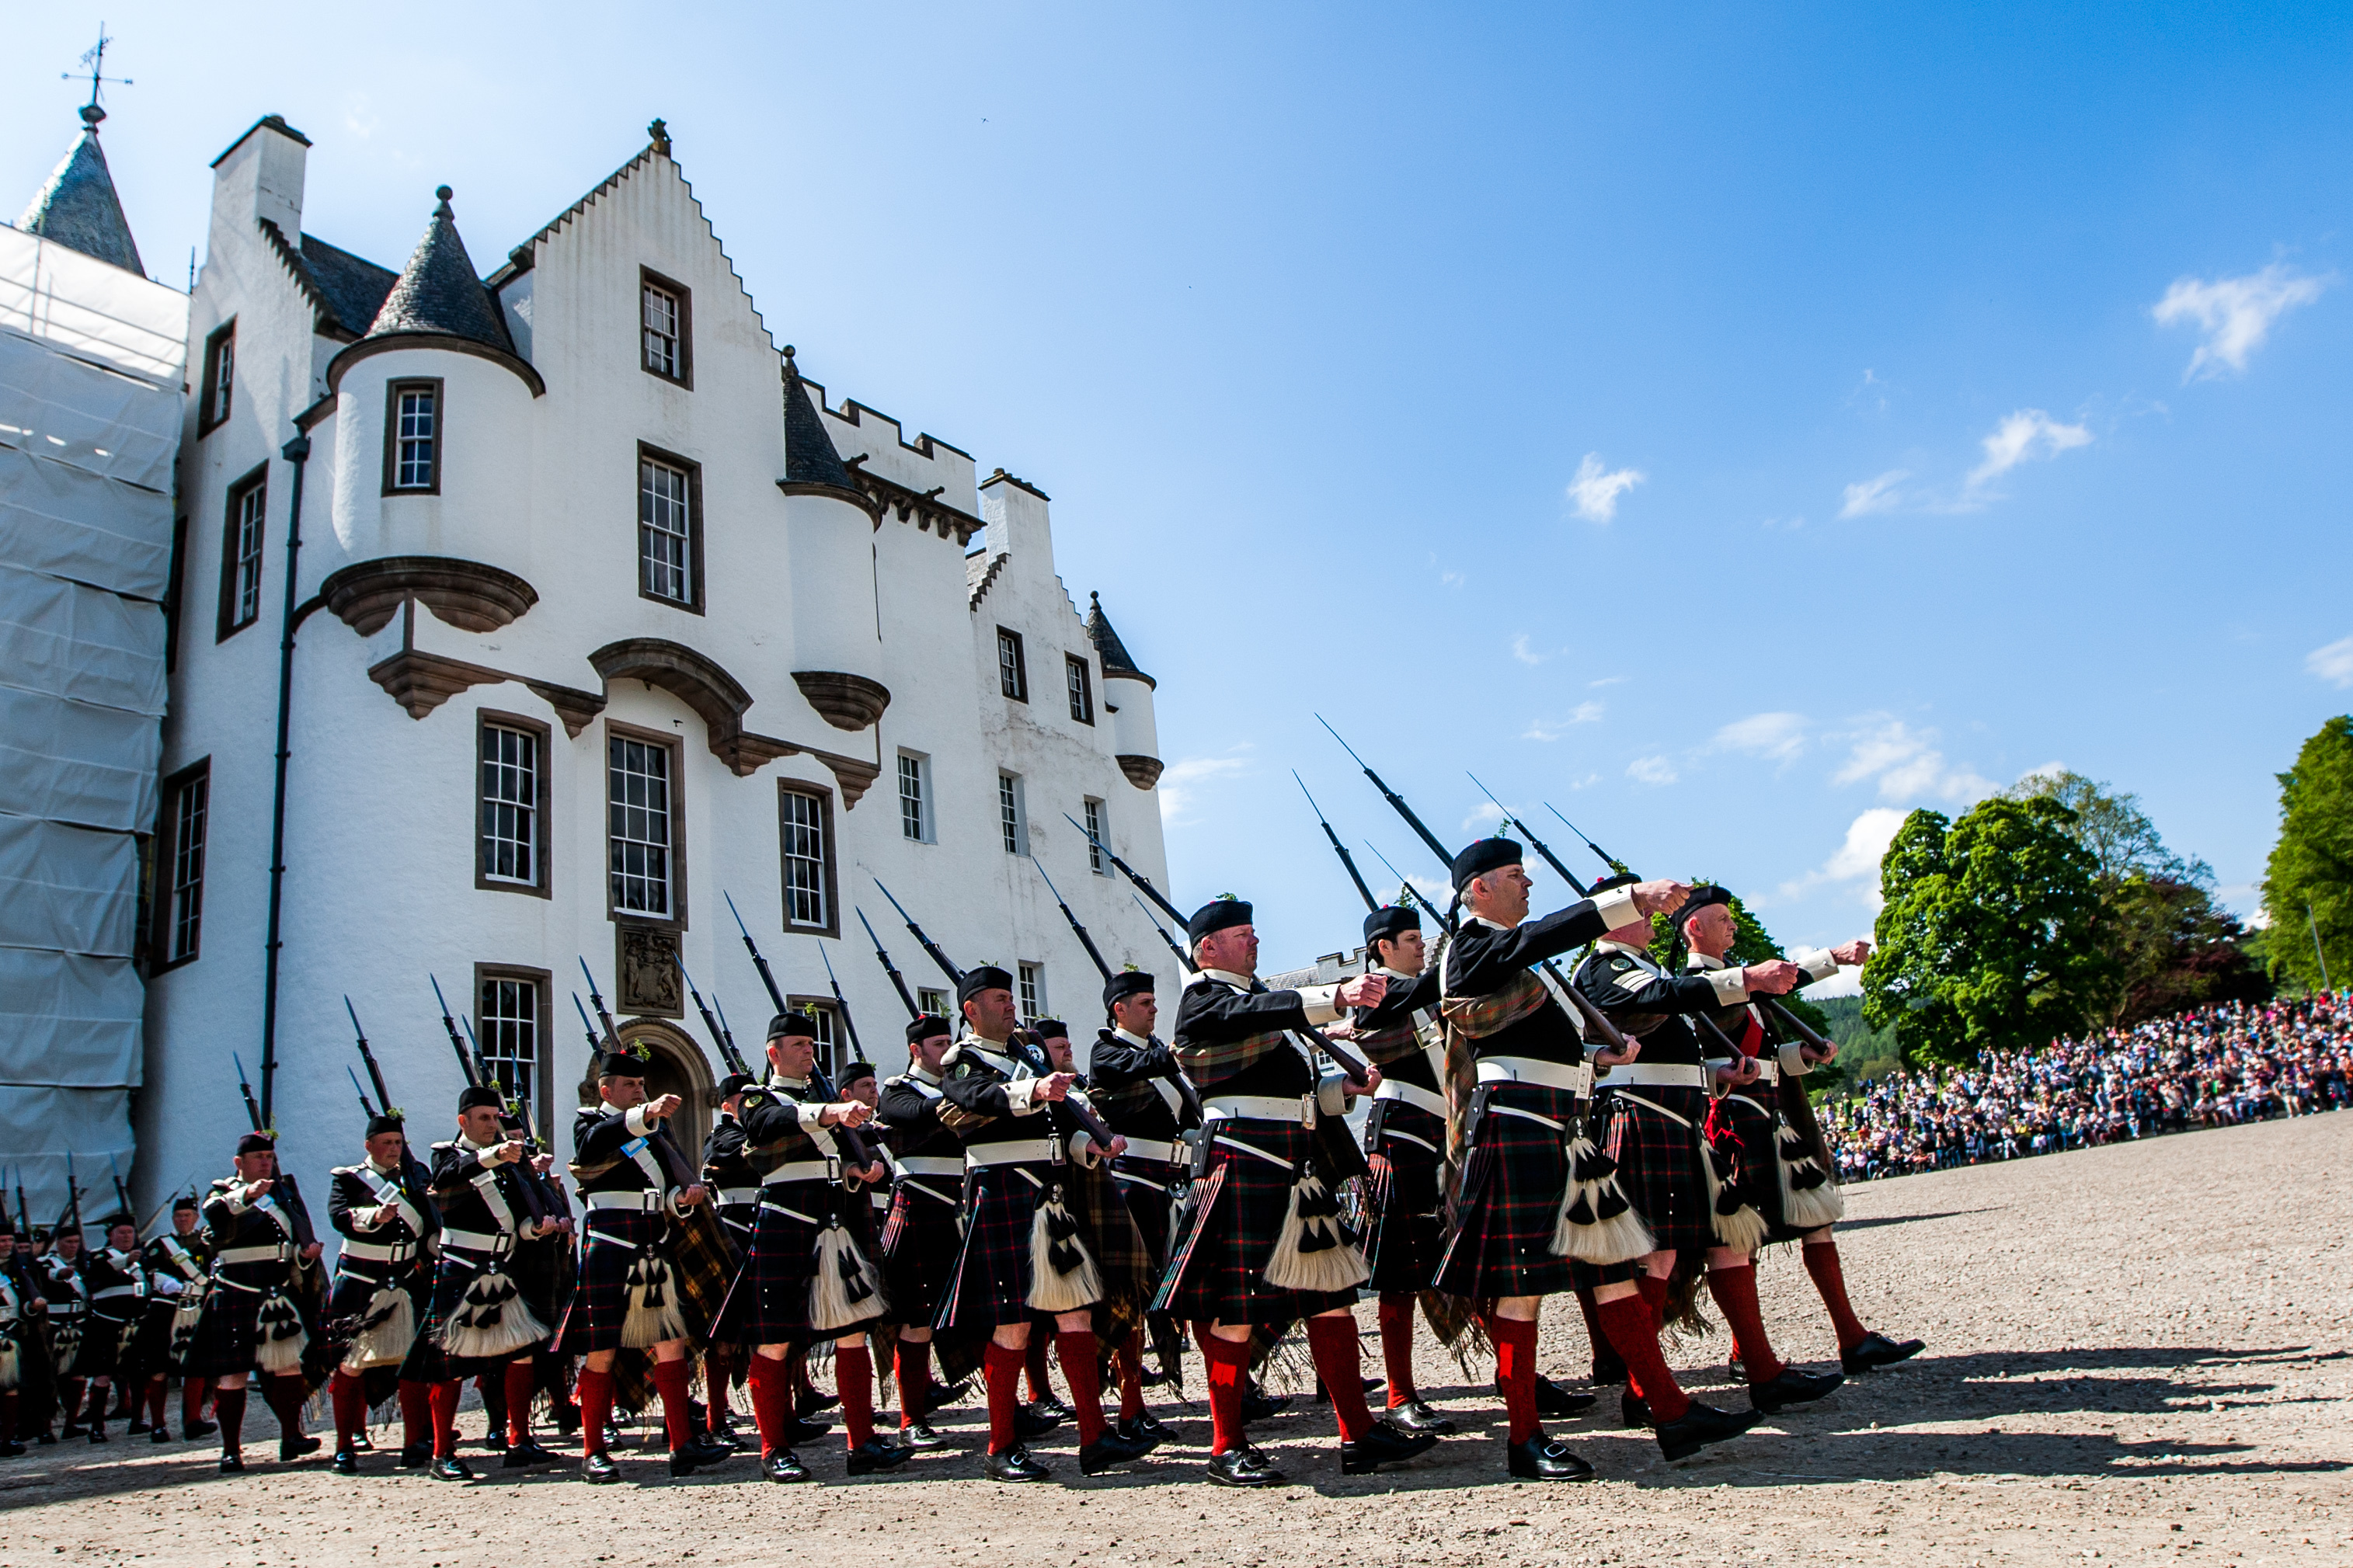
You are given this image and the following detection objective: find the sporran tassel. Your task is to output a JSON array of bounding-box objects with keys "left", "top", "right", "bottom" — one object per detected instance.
[
  {"left": 1025, "top": 1184, "right": 1103, "bottom": 1312},
  {"left": 1263, "top": 1172, "right": 1370, "bottom": 1293},
  {"left": 253, "top": 1289, "right": 308, "bottom": 1374},
  {"left": 439, "top": 1267, "right": 548, "bottom": 1360},
  {"left": 621, "top": 1246, "right": 691, "bottom": 1348},
  {"left": 1548, "top": 1135, "right": 1655, "bottom": 1264},
  {"left": 341, "top": 1283, "right": 416, "bottom": 1372},
  {"left": 809, "top": 1221, "right": 886, "bottom": 1333},
  {"left": 1703, "top": 1138, "right": 1769, "bottom": 1254},
  {"left": 1775, "top": 1131, "right": 1846, "bottom": 1229}
]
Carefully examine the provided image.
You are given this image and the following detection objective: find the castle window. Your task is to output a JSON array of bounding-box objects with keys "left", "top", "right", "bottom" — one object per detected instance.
[
  {"left": 216, "top": 465, "right": 266, "bottom": 640},
  {"left": 641, "top": 271, "right": 691, "bottom": 386},
  {"left": 1083, "top": 797, "right": 1107, "bottom": 874},
  {"left": 896, "top": 751, "right": 933, "bottom": 843},
  {"left": 917, "top": 986, "right": 949, "bottom": 1018},
  {"left": 475, "top": 969, "right": 545, "bottom": 1117},
  {"left": 788, "top": 996, "right": 841, "bottom": 1081},
  {"left": 384, "top": 380, "right": 442, "bottom": 494},
  {"left": 779, "top": 784, "right": 836, "bottom": 934},
  {"left": 607, "top": 731, "right": 676, "bottom": 919},
  {"left": 637, "top": 447, "right": 702, "bottom": 611},
  {"left": 1066, "top": 655, "right": 1095, "bottom": 725},
  {"left": 997, "top": 628, "right": 1028, "bottom": 702},
  {"left": 1018, "top": 962, "right": 1045, "bottom": 1020},
  {"left": 198, "top": 322, "right": 235, "bottom": 434},
  {"left": 478, "top": 714, "right": 548, "bottom": 895},
  {"left": 998, "top": 772, "right": 1028, "bottom": 856},
  {"left": 152, "top": 759, "right": 210, "bottom": 970}
]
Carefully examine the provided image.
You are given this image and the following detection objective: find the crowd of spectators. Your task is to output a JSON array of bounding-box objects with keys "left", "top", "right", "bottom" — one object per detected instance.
[{"left": 1821, "top": 994, "right": 2352, "bottom": 1182}]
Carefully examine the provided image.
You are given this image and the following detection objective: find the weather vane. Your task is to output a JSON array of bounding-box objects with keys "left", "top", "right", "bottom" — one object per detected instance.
[{"left": 64, "top": 24, "right": 132, "bottom": 125}]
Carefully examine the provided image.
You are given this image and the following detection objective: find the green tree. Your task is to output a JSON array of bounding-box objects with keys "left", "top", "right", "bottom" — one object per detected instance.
[
  {"left": 2262, "top": 715, "right": 2353, "bottom": 992},
  {"left": 1864, "top": 796, "right": 2109, "bottom": 1066}
]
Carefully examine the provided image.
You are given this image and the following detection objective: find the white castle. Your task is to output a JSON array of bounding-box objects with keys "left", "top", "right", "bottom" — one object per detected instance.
[{"left": 137, "top": 114, "right": 1174, "bottom": 1201}]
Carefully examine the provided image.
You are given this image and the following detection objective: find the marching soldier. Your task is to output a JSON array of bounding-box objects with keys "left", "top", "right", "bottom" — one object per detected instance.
[
  {"left": 77, "top": 1215, "right": 151, "bottom": 1444},
  {"left": 877, "top": 1015, "right": 962, "bottom": 1449},
  {"left": 936, "top": 968, "right": 1151, "bottom": 1482},
  {"left": 36, "top": 1226, "right": 89, "bottom": 1440},
  {"left": 1677, "top": 889, "right": 1923, "bottom": 1375},
  {"left": 325, "top": 1112, "right": 440, "bottom": 1472},
  {"left": 185, "top": 1132, "right": 325, "bottom": 1471},
  {"left": 0, "top": 1217, "right": 46, "bottom": 1456},
  {"left": 145, "top": 1195, "right": 214, "bottom": 1440},
  {"left": 701, "top": 1070, "right": 759, "bottom": 1448},
  {"left": 1569, "top": 874, "right": 1841, "bottom": 1432},
  {"left": 716, "top": 1011, "right": 896, "bottom": 1481},
  {"left": 1155, "top": 897, "right": 1436, "bottom": 1486},
  {"left": 560, "top": 1048, "right": 732, "bottom": 1483},
  {"left": 1086, "top": 970, "right": 1196, "bottom": 1445}
]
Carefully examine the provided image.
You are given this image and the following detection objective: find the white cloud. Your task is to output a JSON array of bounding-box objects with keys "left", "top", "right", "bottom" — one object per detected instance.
[
  {"left": 1780, "top": 806, "right": 1910, "bottom": 910},
  {"left": 1463, "top": 801, "right": 1506, "bottom": 833},
  {"left": 1711, "top": 711, "right": 1808, "bottom": 763},
  {"left": 1567, "top": 454, "right": 1645, "bottom": 523},
  {"left": 1967, "top": 409, "right": 2092, "bottom": 490},
  {"left": 2307, "top": 635, "right": 2353, "bottom": 688},
  {"left": 1589, "top": 676, "right": 1628, "bottom": 689},
  {"left": 2153, "top": 263, "right": 2331, "bottom": 381},
  {"left": 1511, "top": 634, "right": 1544, "bottom": 666},
  {"left": 1156, "top": 749, "right": 1250, "bottom": 825},
  {"left": 1831, "top": 718, "right": 1995, "bottom": 804},
  {"left": 1838, "top": 469, "right": 1908, "bottom": 519},
  {"left": 1523, "top": 702, "right": 1604, "bottom": 742},
  {"left": 1627, "top": 754, "right": 1678, "bottom": 785}
]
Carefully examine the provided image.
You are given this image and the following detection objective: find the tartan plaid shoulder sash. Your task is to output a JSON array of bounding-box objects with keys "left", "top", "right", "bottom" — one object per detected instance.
[{"left": 1438, "top": 969, "right": 1549, "bottom": 1038}]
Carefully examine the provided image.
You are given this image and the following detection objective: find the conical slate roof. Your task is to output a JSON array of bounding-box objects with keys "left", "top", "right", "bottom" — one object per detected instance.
[
  {"left": 16, "top": 106, "right": 144, "bottom": 276},
  {"left": 1085, "top": 593, "right": 1154, "bottom": 687},
  {"left": 362, "top": 186, "right": 511, "bottom": 351},
  {"left": 781, "top": 345, "right": 859, "bottom": 492}
]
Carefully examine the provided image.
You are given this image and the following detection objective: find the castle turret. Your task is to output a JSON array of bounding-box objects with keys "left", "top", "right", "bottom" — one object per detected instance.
[
  {"left": 16, "top": 103, "right": 144, "bottom": 275},
  {"left": 777, "top": 347, "right": 889, "bottom": 731},
  {"left": 1086, "top": 591, "right": 1161, "bottom": 790}
]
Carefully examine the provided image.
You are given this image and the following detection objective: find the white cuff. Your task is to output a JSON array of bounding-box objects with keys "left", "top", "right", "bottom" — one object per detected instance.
[
  {"left": 624, "top": 1105, "right": 653, "bottom": 1139},
  {"left": 1067, "top": 1132, "right": 1102, "bottom": 1167},
  {"left": 1707, "top": 968, "right": 1752, "bottom": 1006},
  {"left": 351, "top": 1209, "right": 381, "bottom": 1232},
  {"left": 1795, "top": 948, "right": 1840, "bottom": 982},
  {"left": 1779, "top": 1042, "right": 1811, "bottom": 1077},
  {"left": 1590, "top": 885, "right": 1642, "bottom": 930},
  {"left": 1004, "top": 1080, "right": 1042, "bottom": 1114},
  {"left": 1315, "top": 1071, "right": 1349, "bottom": 1119},
  {"left": 1295, "top": 984, "right": 1342, "bottom": 1026},
  {"left": 223, "top": 1191, "right": 251, "bottom": 1215}
]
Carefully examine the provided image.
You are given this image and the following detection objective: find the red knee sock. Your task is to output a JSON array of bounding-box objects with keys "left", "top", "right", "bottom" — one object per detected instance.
[
  {"left": 1024, "top": 1334, "right": 1053, "bottom": 1403},
  {"left": 1203, "top": 1332, "right": 1250, "bottom": 1456},
  {"left": 983, "top": 1342, "right": 1025, "bottom": 1455},
  {"left": 1490, "top": 1313, "right": 1541, "bottom": 1445},
  {"left": 59, "top": 1379, "right": 84, "bottom": 1427},
  {"left": 747, "top": 1354, "right": 792, "bottom": 1458},
  {"left": 329, "top": 1370, "right": 365, "bottom": 1452},
  {"left": 263, "top": 1374, "right": 307, "bottom": 1441},
  {"left": 1596, "top": 1295, "right": 1690, "bottom": 1425},
  {"left": 705, "top": 1348, "right": 733, "bottom": 1430},
  {"left": 147, "top": 1377, "right": 168, "bottom": 1430},
  {"left": 428, "top": 1380, "right": 461, "bottom": 1458},
  {"left": 650, "top": 1358, "right": 694, "bottom": 1452},
  {"left": 215, "top": 1385, "right": 247, "bottom": 1454},
  {"left": 1803, "top": 1240, "right": 1869, "bottom": 1351},
  {"left": 1304, "top": 1316, "right": 1372, "bottom": 1443},
  {"left": 1575, "top": 1287, "right": 1624, "bottom": 1382},
  {"left": 1116, "top": 1330, "right": 1147, "bottom": 1422},
  {"left": 837, "top": 1343, "right": 875, "bottom": 1450},
  {"left": 1636, "top": 1271, "right": 1669, "bottom": 1331},
  {"left": 1056, "top": 1329, "right": 1105, "bottom": 1446},
  {"left": 397, "top": 1378, "right": 432, "bottom": 1452},
  {"left": 576, "top": 1368, "right": 614, "bottom": 1458},
  {"left": 183, "top": 1376, "right": 211, "bottom": 1431},
  {"left": 1706, "top": 1264, "right": 1786, "bottom": 1385},
  {"left": 503, "top": 1358, "right": 537, "bottom": 1446},
  {"left": 896, "top": 1339, "right": 933, "bottom": 1428},
  {"left": 1377, "top": 1292, "right": 1418, "bottom": 1406}
]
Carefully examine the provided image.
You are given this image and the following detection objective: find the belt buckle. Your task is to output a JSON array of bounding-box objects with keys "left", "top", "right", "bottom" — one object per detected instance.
[{"left": 1299, "top": 1093, "right": 1316, "bottom": 1128}]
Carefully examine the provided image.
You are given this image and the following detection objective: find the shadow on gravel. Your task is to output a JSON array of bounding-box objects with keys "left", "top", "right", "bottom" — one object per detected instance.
[
  {"left": 1787, "top": 1344, "right": 2327, "bottom": 1424},
  {"left": 1832, "top": 1208, "right": 2003, "bottom": 1232}
]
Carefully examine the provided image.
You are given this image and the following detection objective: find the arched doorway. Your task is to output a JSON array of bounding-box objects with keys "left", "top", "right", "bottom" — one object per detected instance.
[{"left": 617, "top": 1018, "right": 719, "bottom": 1159}]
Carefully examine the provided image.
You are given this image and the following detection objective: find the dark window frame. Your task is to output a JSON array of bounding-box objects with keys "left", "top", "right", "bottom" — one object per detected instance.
[
  {"left": 1065, "top": 654, "right": 1095, "bottom": 725},
  {"left": 1083, "top": 797, "right": 1108, "bottom": 875},
  {"left": 150, "top": 756, "right": 211, "bottom": 973},
  {"left": 381, "top": 377, "right": 444, "bottom": 495},
  {"left": 477, "top": 709, "right": 553, "bottom": 899},
  {"left": 604, "top": 719, "right": 688, "bottom": 930},
  {"left": 896, "top": 750, "right": 933, "bottom": 843},
  {"left": 997, "top": 770, "right": 1027, "bottom": 856},
  {"left": 215, "top": 462, "right": 268, "bottom": 641},
  {"left": 777, "top": 780, "right": 840, "bottom": 938},
  {"left": 997, "top": 626, "right": 1029, "bottom": 702},
  {"left": 635, "top": 442, "right": 705, "bottom": 615},
  {"left": 197, "top": 320, "right": 235, "bottom": 436},
  {"left": 639, "top": 268, "right": 693, "bottom": 388},
  {"left": 786, "top": 994, "right": 843, "bottom": 1082},
  {"left": 473, "top": 962, "right": 555, "bottom": 1140}
]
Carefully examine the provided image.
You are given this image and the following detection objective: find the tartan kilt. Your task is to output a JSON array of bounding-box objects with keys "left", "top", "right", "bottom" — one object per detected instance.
[
  {"left": 127, "top": 1299, "right": 179, "bottom": 1380},
  {"left": 322, "top": 1263, "right": 430, "bottom": 1374},
  {"left": 1706, "top": 1088, "right": 1796, "bottom": 1239},
  {"left": 557, "top": 1209, "right": 667, "bottom": 1355},
  {"left": 508, "top": 1232, "right": 575, "bottom": 1327},
  {"left": 1151, "top": 1118, "right": 1358, "bottom": 1327},
  {"left": 1433, "top": 1080, "right": 1580, "bottom": 1300},
  {"left": 879, "top": 1186, "right": 961, "bottom": 1327},
  {"left": 712, "top": 1184, "right": 826, "bottom": 1347},
  {"left": 72, "top": 1309, "right": 136, "bottom": 1379},
  {"left": 937, "top": 1162, "right": 1053, "bottom": 1331},
  {"left": 180, "top": 1273, "right": 310, "bottom": 1379},
  {"left": 400, "top": 1247, "right": 548, "bottom": 1382},
  {"left": 1111, "top": 1154, "right": 1189, "bottom": 1273},
  {"left": 1362, "top": 1100, "right": 1447, "bottom": 1294},
  {"left": 1589, "top": 1086, "right": 1714, "bottom": 1253}
]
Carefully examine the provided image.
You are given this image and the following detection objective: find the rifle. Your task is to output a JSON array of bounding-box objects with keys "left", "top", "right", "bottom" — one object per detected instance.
[
  {"left": 721, "top": 899, "right": 879, "bottom": 1170},
  {"left": 577, "top": 957, "right": 626, "bottom": 1051},
  {"left": 231, "top": 1052, "right": 266, "bottom": 1132},
  {"left": 106, "top": 1153, "right": 134, "bottom": 1232},
  {"left": 430, "top": 975, "right": 483, "bottom": 1087},
  {"left": 1062, "top": 812, "right": 1185, "bottom": 926},
  {"left": 1363, "top": 841, "right": 1457, "bottom": 936},
  {"left": 816, "top": 942, "right": 866, "bottom": 1066},
  {"left": 1467, "top": 772, "right": 1590, "bottom": 897},
  {"left": 1029, "top": 854, "right": 1113, "bottom": 982},
  {"left": 1544, "top": 803, "right": 1634, "bottom": 878},
  {"left": 1317, "top": 715, "right": 1453, "bottom": 867},
  {"left": 872, "top": 878, "right": 964, "bottom": 986},
  {"left": 856, "top": 908, "right": 923, "bottom": 1020},
  {"left": 346, "top": 1066, "right": 378, "bottom": 1120},
  {"left": 1131, "top": 893, "right": 1194, "bottom": 973},
  {"left": 680, "top": 962, "right": 750, "bottom": 1076},
  {"left": 571, "top": 993, "right": 601, "bottom": 1054},
  {"left": 461, "top": 1014, "right": 555, "bottom": 1222},
  {"left": 1294, "top": 771, "right": 1376, "bottom": 910}
]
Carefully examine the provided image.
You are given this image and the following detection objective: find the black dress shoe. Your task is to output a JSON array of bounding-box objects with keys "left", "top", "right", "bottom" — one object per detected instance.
[
  {"left": 397, "top": 1442, "right": 431, "bottom": 1469},
  {"left": 1386, "top": 1399, "right": 1459, "bottom": 1436},
  {"left": 1532, "top": 1376, "right": 1597, "bottom": 1418},
  {"left": 600, "top": 1422, "right": 623, "bottom": 1450},
  {"left": 60, "top": 1424, "right": 84, "bottom": 1438},
  {"left": 1507, "top": 1434, "right": 1596, "bottom": 1482},
  {"left": 0, "top": 1440, "right": 26, "bottom": 1458},
  {"left": 482, "top": 1429, "right": 509, "bottom": 1453},
  {"left": 1206, "top": 1443, "right": 1285, "bottom": 1487},
  {"left": 898, "top": 1420, "right": 949, "bottom": 1450},
  {"left": 88, "top": 1424, "right": 109, "bottom": 1444},
  {"left": 503, "top": 1440, "right": 561, "bottom": 1469},
  {"left": 984, "top": 1443, "right": 1050, "bottom": 1482},
  {"left": 280, "top": 1434, "right": 322, "bottom": 1462},
  {"left": 846, "top": 1438, "right": 912, "bottom": 1476},
  {"left": 127, "top": 1418, "right": 148, "bottom": 1434},
  {"left": 1620, "top": 1390, "right": 1651, "bottom": 1430},
  {"left": 430, "top": 1455, "right": 474, "bottom": 1482},
  {"left": 184, "top": 1418, "right": 217, "bottom": 1440},
  {"left": 581, "top": 1452, "right": 621, "bottom": 1484},
  {"left": 1339, "top": 1416, "right": 1439, "bottom": 1475},
  {"left": 1311, "top": 1375, "right": 1384, "bottom": 1404},
  {"left": 1013, "top": 1403, "right": 1063, "bottom": 1439},
  {"left": 764, "top": 1449, "right": 809, "bottom": 1483},
  {"left": 218, "top": 1452, "right": 244, "bottom": 1473},
  {"left": 1029, "top": 1395, "right": 1073, "bottom": 1424},
  {"left": 35, "top": 1432, "right": 56, "bottom": 1446},
  {"left": 1655, "top": 1401, "right": 1760, "bottom": 1462},
  {"left": 150, "top": 1427, "right": 169, "bottom": 1445},
  {"left": 1114, "top": 1413, "right": 1170, "bottom": 1450},
  {"left": 1590, "top": 1353, "right": 1627, "bottom": 1386},
  {"left": 332, "top": 1449, "right": 360, "bottom": 1476},
  {"left": 1841, "top": 1333, "right": 1927, "bottom": 1375},
  {"left": 350, "top": 1429, "right": 374, "bottom": 1451},
  {"left": 1079, "top": 1430, "right": 1151, "bottom": 1476},
  {"left": 795, "top": 1389, "right": 842, "bottom": 1418},
  {"left": 674, "top": 1434, "right": 733, "bottom": 1470},
  {"left": 1748, "top": 1366, "right": 1844, "bottom": 1413},
  {"left": 1240, "top": 1384, "right": 1290, "bottom": 1423}
]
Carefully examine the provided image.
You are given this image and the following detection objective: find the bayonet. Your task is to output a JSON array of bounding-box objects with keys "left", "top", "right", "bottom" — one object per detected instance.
[
  {"left": 1544, "top": 802, "right": 1633, "bottom": 878},
  {"left": 1030, "top": 854, "right": 1114, "bottom": 982},
  {"left": 1295, "top": 771, "right": 1377, "bottom": 910},
  {"left": 1467, "top": 772, "right": 1591, "bottom": 897},
  {"left": 856, "top": 907, "right": 922, "bottom": 1019},
  {"left": 1062, "top": 812, "right": 1184, "bottom": 924},
  {"left": 1317, "top": 714, "right": 1453, "bottom": 866}
]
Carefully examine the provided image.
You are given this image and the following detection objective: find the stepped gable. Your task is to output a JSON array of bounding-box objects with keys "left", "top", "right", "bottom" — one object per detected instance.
[{"left": 15, "top": 106, "right": 144, "bottom": 276}]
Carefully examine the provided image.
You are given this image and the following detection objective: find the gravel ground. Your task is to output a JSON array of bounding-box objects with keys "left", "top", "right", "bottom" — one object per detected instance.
[{"left": 3, "top": 1111, "right": 2347, "bottom": 1567}]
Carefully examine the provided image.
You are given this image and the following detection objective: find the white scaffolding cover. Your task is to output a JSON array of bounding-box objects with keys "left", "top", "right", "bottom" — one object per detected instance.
[
  {"left": 0, "top": 947, "right": 143, "bottom": 1090},
  {"left": 0, "top": 1089, "right": 137, "bottom": 1221},
  {"left": 0, "top": 685, "right": 160, "bottom": 831},
  {"left": 0, "top": 329, "right": 179, "bottom": 493},
  {"left": 0, "top": 227, "right": 186, "bottom": 388},
  {"left": 0, "top": 813, "right": 138, "bottom": 955},
  {"left": 0, "top": 443, "right": 173, "bottom": 600},
  {"left": 0, "top": 558, "right": 167, "bottom": 713}
]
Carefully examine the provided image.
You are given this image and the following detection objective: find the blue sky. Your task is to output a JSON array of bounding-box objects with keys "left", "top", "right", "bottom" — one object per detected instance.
[{"left": 12, "top": 3, "right": 2348, "bottom": 982}]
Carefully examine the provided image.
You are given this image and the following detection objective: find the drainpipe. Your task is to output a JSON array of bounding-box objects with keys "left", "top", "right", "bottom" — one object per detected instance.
[{"left": 258, "top": 430, "right": 312, "bottom": 1127}]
